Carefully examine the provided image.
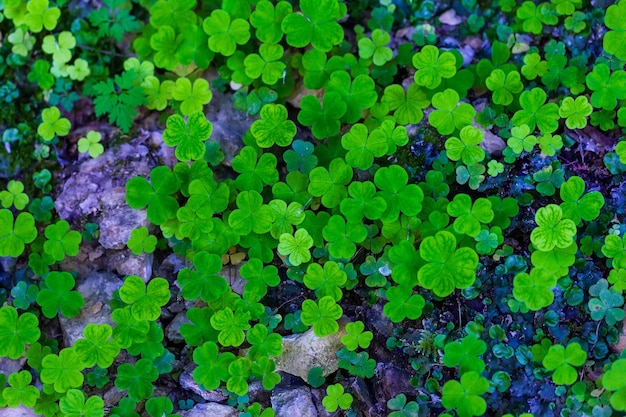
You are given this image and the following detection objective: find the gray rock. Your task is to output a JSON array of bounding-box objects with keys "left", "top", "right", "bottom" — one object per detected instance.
[
  {"left": 350, "top": 377, "right": 375, "bottom": 415},
  {"left": 271, "top": 386, "right": 318, "bottom": 417},
  {"left": 373, "top": 362, "right": 417, "bottom": 401},
  {"left": 103, "top": 386, "right": 127, "bottom": 408},
  {"left": 58, "top": 271, "right": 122, "bottom": 346},
  {"left": 274, "top": 323, "right": 347, "bottom": 381},
  {"left": 0, "top": 357, "right": 26, "bottom": 377},
  {"left": 165, "top": 311, "right": 190, "bottom": 344},
  {"left": 311, "top": 388, "right": 339, "bottom": 417},
  {"left": 247, "top": 380, "right": 271, "bottom": 404},
  {"left": 222, "top": 265, "right": 245, "bottom": 295},
  {"left": 180, "top": 403, "right": 237, "bottom": 417},
  {"left": 108, "top": 251, "right": 153, "bottom": 282},
  {"left": 0, "top": 406, "right": 39, "bottom": 417},
  {"left": 365, "top": 303, "right": 394, "bottom": 341},
  {"left": 156, "top": 253, "right": 189, "bottom": 278},
  {"left": 179, "top": 365, "right": 228, "bottom": 402},
  {"left": 55, "top": 140, "right": 152, "bottom": 248},
  {"left": 206, "top": 91, "right": 255, "bottom": 166}
]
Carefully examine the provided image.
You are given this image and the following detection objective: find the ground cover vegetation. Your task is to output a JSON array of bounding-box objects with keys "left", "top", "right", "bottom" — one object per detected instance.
[{"left": 0, "top": 0, "right": 625, "bottom": 416}]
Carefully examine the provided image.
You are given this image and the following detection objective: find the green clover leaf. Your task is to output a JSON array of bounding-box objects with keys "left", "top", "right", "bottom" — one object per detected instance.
[
  {"left": 251, "top": 104, "right": 296, "bottom": 148},
  {"left": 507, "top": 124, "right": 537, "bottom": 155},
  {"left": 38, "top": 106, "right": 71, "bottom": 141},
  {"left": 111, "top": 306, "right": 150, "bottom": 348},
  {"left": 77, "top": 131, "right": 104, "bottom": 158},
  {"left": 522, "top": 52, "right": 548, "bottom": 80},
  {"left": 163, "top": 112, "right": 213, "bottom": 162},
  {"left": 301, "top": 296, "right": 343, "bottom": 337},
  {"left": 418, "top": 231, "right": 479, "bottom": 297},
  {"left": 232, "top": 146, "right": 279, "bottom": 192},
  {"left": 27, "top": 59, "right": 54, "bottom": 90},
  {"left": 59, "top": 389, "right": 104, "bottom": 417},
  {"left": 74, "top": 323, "right": 120, "bottom": 369},
  {"left": 149, "top": 0, "right": 196, "bottom": 31},
  {"left": 323, "top": 384, "right": 353, "bottom": 412},
  {"left": 149, "top": 25, "right": 181, "bottom": 70},
  {"left": 413, "top": 45, "right": 457, "bottom": 89},
  {"left": 308, "top": 158, "right": 353, "bottom": 209},
  {"left": 558, "top": 96, "right": 592, "bottom": 129},
  {"left": 428, "top": 89, "right": 475, "bottom": 135},
  {"left": 517, "top": 1, "right": 544, "bottom": 34},
  {"left": 511, "top": 88, "right": 560, "bottom": 133},
  {"left": 24, "top": 0, "right": 60, "bottom": 33},
  {"left": 604, "top": 1, "right": 626, "bottom": 61},
  {"left": 177, "top": 25, "right": 214, "bottom": 68},
  {"left": 36, "top": 272, "right": 85, "bottom": 318},
  {"left": 542, "top": 343, "right": 587, "bottom": 385},
  {"left": 443, "top": 335, "right": 487, "bottom": 374},
  {"left": 340, "top": 181, "right": 387, "bottom": 222},
  {"left": 326, "top": 71, "right": 378, "bottom": 124},
  {"left": 602, "top": 234, "right": 626, "bottom": 268},
  {"left": 298, "top": 92, "right": 347, "bottom": 139},
  {"left": 227, "top": 357, "right": 252, "bottom": 396},
  {"left": 41, "top": 348, "right": 84, "bottom": 393},
  {"left": 0, "top": 306, "right": 40, "bottom": 359},
  {"left": 251, "top": 356, "right": 281, "bottom": 391},
  {"left": 0, "top": 180, "right": 28, "bottom": 210},
  {"left": 341, "top": 123, "right": 387, "bottom": 170},
  {"left": 210, "top": 307, "right": 251, "bottom": 347},
  {"left": 180, "top": 307, "right": 219, "bottom": 347},
  {"left": 278, "top": 229, "right": 313, "bottom": 266},
  {"left": 388, "top": 240, "right": 421, "bottom": 286},
  {"left": 381, "top": 83, "right": 429, "bottom": 125},
  {"left": 322, "top": 215, "right": 367, "bottom": 260},
  {"left": 441, "top": 372, "right": 488, "bottom": 417},
  {"left": 559, "top": 176, "right": 605, "bottom": 224},
  {"left": 602, "top": 359, "right": 626, "bottom": 411},
  {"left": 387, "top": 394, "right": 420, "bottom": 417},
  {"left": 301, "top": 48, "right": 332, "bottom": 89},
  {"left": 67, "top": 58, "right": 91, "bottom": 81},
  {"left": 250, "top": 0, "right": 293, "bottom": 44},
  {"left": 142, "top": 76, "right": 174, "bottom": 111},
  {"left": 240, "top": 259, "right": 280, "bottom": 300},
  {"left": 246, "top": 324, "right": 283, "bottom": 360},
  {"left": 446, "top": 194, "right": 494, "bottom": 237},
  {"left": 269, "top": 199, "right": 305, "bottom": 239},
  {"left": 127, "top": 227, "right": 157, "bottom": 255},
  {"left": 119, "top": 275, "right": 170, "bottom": 321},
  {"left": 486, "top": 69, "right": 523, "bottom": 106},
  {"left": 588, "top": 283, "right": 625, "bottom": 326},
  {"left": 193, "top": 341, "right": 235, "bottom": 390},
  {"left": 126, "top": 166, "right": 181, "bottom": 225},
  {"left": 172, "top": 78, "right": 212, "bottom": 116},
  {"left": 374, "top": 165, "right": 424, "bottom": 222},
  {"left": 3, "top": 370, "right": 40, "bottom": 408},
  {"left": 281, "top": 0, "right": 344, "bottom": 52},
  {"left": 203, "top": 9, "right": 250, "bottom": 56},
  {"left": 42, "top": 31, "right": 75, "bottom": 64},
  {"left": 531, "top": 204, "right": 577, "bottom": 251},
  {"left": 304, "top": 261, "right": 347, "bottom": 301},
  {"left": 115, "top": 358, "right": 159, "bottom": 401},
  {"left": 9, "top": 28, "right": 36, "bottom": 58},
  {"left": 445, "top": 126, "right": 485, "bottom": 166},
  {"left": 228, "top": 190, "right": 275, "bottom": 235},
  {"left": 178, "top": 251, "right": 228, "bottom": 303},
  {"left": 341, "top": 321, "right": 373, "bottom": 351},
  {"left": 244, "top": 43, "right": 286, "bottom": 85},
  {"left": 358, "top": 28, "right": 393, "bottom": 66},
  {"left": 513, "top": 268, "right": 558, "bottom": 311},
  {"left": 43, "top": 220, "right": 82, "bottom": 262},
  {"left": 587, "top": 66, "right": 626, "bottom": 112}
]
